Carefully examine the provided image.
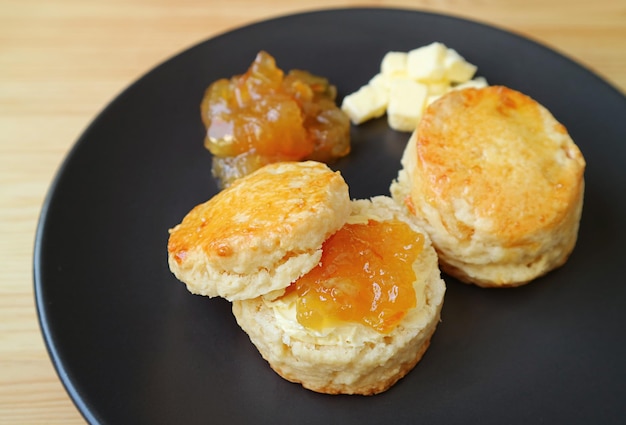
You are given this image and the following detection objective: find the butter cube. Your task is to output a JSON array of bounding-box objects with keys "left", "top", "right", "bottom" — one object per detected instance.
[
  {"left": 387, "top": 80, "right": 428, "bottom": 132},
  {"left": 341, "top": 84, "right": 389, "bottom": 125},
  {"left": 406, "top": 42, "right": 447, "bottom": 82},
  {"left": 369, "top": 73, "right": 391, "bottom": 92},
  {"left": 444, "top": 48, "right": 477, "bottom": 83},
  {"left": 426, "top": 80, "right": 451, "bottom": 96},
  {"left": 341, "top": 42, "right": 485, "bottom": 129},
  {"left": 453, "top": 76, "right": 488, "bottom": 90},
  {"left": 380, "top": 51, "right": 408, "bottom": 76}
]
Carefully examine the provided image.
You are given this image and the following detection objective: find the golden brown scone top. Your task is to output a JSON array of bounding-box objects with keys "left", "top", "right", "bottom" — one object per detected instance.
[
  {"left": 168, "top": 160, "right": 350, "bottom": 275},
  {"left": 415, "top": 86, "right": 586, "bottom": 245}
]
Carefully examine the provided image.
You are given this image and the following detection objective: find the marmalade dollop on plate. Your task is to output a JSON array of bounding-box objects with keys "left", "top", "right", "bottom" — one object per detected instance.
[{"left": 201, "top": 51, "right": 351, "bottom": 188}]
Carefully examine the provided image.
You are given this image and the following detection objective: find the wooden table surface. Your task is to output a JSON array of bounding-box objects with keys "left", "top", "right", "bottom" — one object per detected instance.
[{"left": 1, "top": 0, "right": 624, "bottom": 423}]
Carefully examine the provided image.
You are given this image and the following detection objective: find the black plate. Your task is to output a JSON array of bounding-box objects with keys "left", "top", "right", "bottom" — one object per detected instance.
[{"left": 34, "top": 8, "right": 626, "bottom": 425}]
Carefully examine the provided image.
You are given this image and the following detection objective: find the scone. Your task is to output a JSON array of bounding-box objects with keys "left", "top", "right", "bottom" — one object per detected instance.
[
  {"left": 232, "top": 196, "right": 446, "bottom": 395},
  {"left": 391, "top": 85, "right": 586, "bottom": 287},
  {"left": 167, "top": 161, "right": 351, "bottom": 301}
]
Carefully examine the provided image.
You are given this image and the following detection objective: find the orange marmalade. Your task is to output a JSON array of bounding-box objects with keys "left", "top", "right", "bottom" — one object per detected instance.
[
  {"left": 285, "top": 219, "right": 424, "bottom": 334},
  {"left": 201, "top": 51, "right": 351, "bottom": 188}
]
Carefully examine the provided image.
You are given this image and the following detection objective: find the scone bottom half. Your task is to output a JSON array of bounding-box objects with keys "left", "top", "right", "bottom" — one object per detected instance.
[
  {"left": 232, "top": 196, "right": 446, "bottom": 395},
  {"left": 167, "top": 161, "right": 351, "bottom": 301},
  {"left": 390, "top": 85, "right": 586, "bottom": 287}
]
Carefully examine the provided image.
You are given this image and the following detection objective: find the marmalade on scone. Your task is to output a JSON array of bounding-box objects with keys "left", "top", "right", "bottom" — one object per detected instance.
[{"left": 285, "top": 219, "right": 424, "bottom": 334}]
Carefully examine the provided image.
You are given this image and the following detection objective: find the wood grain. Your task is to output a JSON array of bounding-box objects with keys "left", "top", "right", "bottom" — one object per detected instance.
[{"left": 1, "top": 0, "right": 624, "bottom": 423}]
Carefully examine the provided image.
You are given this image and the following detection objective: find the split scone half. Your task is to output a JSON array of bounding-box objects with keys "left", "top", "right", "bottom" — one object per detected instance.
[
  {"left": 167, "top": 161, "right": 351, "bottom": 301},
  {"left": 391, "top": 86, "right": 586, "bottom": 287},
  {"left": 232, "top": 196, "right": 446, "bottom": 395}
]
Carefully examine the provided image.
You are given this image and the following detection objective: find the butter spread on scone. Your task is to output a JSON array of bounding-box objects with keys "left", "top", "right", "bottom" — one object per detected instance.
[
  {"left": 167, "top": 161, "right": 350, "bottom": 301},
  {"left": 391, "top": 85, "right": 586, "bottom": 287},
  {"left": 232, "top": 196, "right": 446, "bottom": 395}
]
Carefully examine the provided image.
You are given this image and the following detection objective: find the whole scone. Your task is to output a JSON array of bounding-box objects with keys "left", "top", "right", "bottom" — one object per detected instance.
[
  {"left": 167, "top": 161, "right": 350, "bottom": 301},
  {"left": 232, "top": 196, "right": 446, "bottom": 395},
  {"left": 391, "top": 86, "right": 586, "bottom": 287}
]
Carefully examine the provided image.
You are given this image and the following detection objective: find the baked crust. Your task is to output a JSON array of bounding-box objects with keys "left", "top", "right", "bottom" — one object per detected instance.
[
  {"left": 391, "top": 86, "right": 585, "bottom": 286},
  {"left": 167, "top": 161, "right": 351, "bottom": 300}
]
